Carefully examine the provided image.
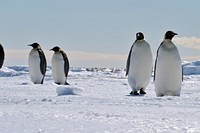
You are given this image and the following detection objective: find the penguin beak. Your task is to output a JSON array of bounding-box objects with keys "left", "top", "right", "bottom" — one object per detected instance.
[
  {"left": 50, "top": 48, "right": 53, "bottom": 51},
  {"left": 28, "top": 44, "right": 32, "bottom": 47},
  {"left": 174, "top": 33, "right": 178, "bottom": 35}
]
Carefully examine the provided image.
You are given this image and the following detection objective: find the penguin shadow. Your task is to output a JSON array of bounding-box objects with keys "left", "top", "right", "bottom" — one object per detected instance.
[
  {"left": 17, "top": 82, "right": 32, "bottom": 85},
  {"left": 20, "top": 82, "right": 31, "bottom": 85}
]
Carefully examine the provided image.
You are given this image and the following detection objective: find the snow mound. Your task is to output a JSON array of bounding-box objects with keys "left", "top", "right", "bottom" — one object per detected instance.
[
  {"left": 183, "top": 60, "right": 200, "bottom": 75},
  {"left": 0, "top": 60, "right": 200, "bottom": 78},
  {"left": 56, "top": 85, "right": 83, "bottom": 96},
  {"left": 0, "top": 66, "right": 28, "bottom": 77},
  {"left": 70, "top": 67, "right": 87, "bottom": 72},
  {"left": 7, "top": 66, "right": 29, "bottom": 72}
]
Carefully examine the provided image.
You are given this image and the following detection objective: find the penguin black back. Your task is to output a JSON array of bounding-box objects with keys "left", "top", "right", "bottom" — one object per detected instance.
[
  {"left": 38, "top": 49, "right": 47, "bottom": 76},
  {"left": 60, "top": 50, "right": 69, "bottom": 78},
  {"left": 0, "top": 44, "right": 5, "bottom": 68}
]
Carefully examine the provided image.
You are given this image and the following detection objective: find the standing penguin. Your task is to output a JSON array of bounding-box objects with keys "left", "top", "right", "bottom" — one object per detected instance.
[
  {"left": 0, "top": 44, "right": 5, "bottom": 68},
  {"left": 154, "top": 31, "right": 182, "bottom": 97},
  {"left": 126, "top": 32, "right": 153, "bottom": 95},
  {"left": 28, "top": 43, "right": 47, "bottom": 84},
  {"left": 50, "top": 46, "right": 69, "bottom": 85}
]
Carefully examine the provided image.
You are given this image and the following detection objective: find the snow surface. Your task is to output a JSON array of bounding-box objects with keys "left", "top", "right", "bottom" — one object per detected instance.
[
  {"left": 0, "top": 61, "right": 200, "bottom": 133},
  {"left": 56, "top": 85, "right": 83, "bottom": 96}
]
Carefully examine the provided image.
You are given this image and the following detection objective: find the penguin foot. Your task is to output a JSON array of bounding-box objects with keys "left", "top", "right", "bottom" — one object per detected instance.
[
  {"left": 130, "top": 91, "right": 139, "bottom": 95},
  {"left": 55, "top": 82, "right": 70, "bottom": 85},
  {"left": 156, "top": 93, "right": 165, "bottom": 97},
  {"left": 34, "top": 82, "right": 42, "bottom": 84},
  {"left": 65, "top": 82, "right": 70, "bottom": 85},
  {"left": 55, "top": 82, "right": 61, "bottom": 85},
  {"left": 140, "top": 89, "right": 146, "bottom": 95}
]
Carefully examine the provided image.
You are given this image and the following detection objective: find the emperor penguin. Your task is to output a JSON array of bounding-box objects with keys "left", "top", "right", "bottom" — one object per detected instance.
[
  {"left": 154, "top": 31, "right": 182, "bottom": 97},
  {"left": 126, "top": 32, "right": 153, "bottom": 95},
  {"left": 28, "top": 43, "right": 47, "bottom": 84},
  {"left": 0, "top": 44, "right": 5, "bottom": 68},
  {"left": 50, "top": 46, "right": 70, "bottom": 85}
]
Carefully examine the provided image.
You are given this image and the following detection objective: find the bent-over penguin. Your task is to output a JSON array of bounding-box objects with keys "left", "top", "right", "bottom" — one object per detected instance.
[
  {"left": 28, "top": 42, "right": 47, "bottom": 84},
  {"left": 50, "top": 46, "right": 70, "bottom": 85},
  {"left": 154, "top": 31, "right": 182, "bottom": 97},
  {"left": 0, "top": 44, "right": 5, "bottom": 68},
  {"left": 126, "top": 32, "right": 153, "bottom": 95}
]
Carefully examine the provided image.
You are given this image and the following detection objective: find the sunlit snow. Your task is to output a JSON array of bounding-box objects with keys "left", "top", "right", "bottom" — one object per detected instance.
[{"left": 0, "top": 60, "right": 200, "bottom": 133}]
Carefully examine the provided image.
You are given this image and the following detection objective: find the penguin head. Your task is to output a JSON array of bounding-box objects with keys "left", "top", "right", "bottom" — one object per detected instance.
[
  {"left": 136, "top": 32, "right": 144, "bottom": 40},
  {"left": 50, "top": 46, "right": 61, "bottom": 52},
  {"left": 0, "top": 44, "right": 4, "bottom": 51},
  {"left": 164, "top": 31, "right": 178, "bottom": 40},
  {"left": 28, "top": 43, "right": 41, "bottom": 49}
]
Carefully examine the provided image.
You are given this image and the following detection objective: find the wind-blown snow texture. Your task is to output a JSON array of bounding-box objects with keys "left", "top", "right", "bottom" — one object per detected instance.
[{"left": 0, "top": 61, "right": 200, "bottom": 133}]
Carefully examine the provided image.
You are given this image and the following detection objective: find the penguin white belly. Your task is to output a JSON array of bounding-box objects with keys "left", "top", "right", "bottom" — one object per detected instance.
[
  {"left": 28, "top": 50, "right": 44, "bottom": 84},
  {"left": 51, "top": 53, "right": 66, "bottom": 84},
  {"left": 155, "top": 46, "right": 182, "bottom": 96},
  {"left": 128, "top": 42, "right": 153, "bottom": 91}
]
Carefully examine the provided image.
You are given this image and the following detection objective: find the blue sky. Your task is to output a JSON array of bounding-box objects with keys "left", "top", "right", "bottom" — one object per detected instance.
[{"left": 1, "top": 0, "right": 200, "bottom": 67}]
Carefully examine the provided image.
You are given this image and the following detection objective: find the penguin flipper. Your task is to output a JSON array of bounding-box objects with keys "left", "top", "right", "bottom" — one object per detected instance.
[
  {"left": 154, "top": 57, "right": 157, "bottom": 81},
  {"left": 60, "top": 51, "right": 70, "bottom": 78},
  {"left": 0, "top": 44, "right": 5, "bottom": 68},
  {"left": 126, "top": 45, "right": 134, "bottom": 76},
  {"left": 182, "top": 65, "right": 184, "bottom": 81},
  {"left": 154, "top": 42, "right": 163, "bottom": 81},
  {"left": 40, "top": 77, "right": 44, "bottom": 84},
  {"left": 38, "top": 49, "right": 47, "bottom": 75}
]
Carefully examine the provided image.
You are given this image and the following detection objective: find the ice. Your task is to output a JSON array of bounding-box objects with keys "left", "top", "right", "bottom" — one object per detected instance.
[
  {"left": 183, "top": 60, "right": 200, "bottom": 75},
  {"left": 0, "top": 61, "right": 200, "bottom": 133}
]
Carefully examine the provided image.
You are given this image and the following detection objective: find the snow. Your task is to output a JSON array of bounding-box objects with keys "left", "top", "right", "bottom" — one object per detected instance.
[
  {"left": 0, "top": 60, "right": 200, "bottom": 133},
  {"left": 56, "top": 85, "right": 83, "bottom": 96}
]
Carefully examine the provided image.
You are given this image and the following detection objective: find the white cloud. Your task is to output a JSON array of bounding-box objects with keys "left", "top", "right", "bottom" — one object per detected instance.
[
  {"left": 173, "top": 36, "right": 200, "bottom": 50},
  {"left": 182, "top": 55, "right": 200, "bottom": 61}
]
